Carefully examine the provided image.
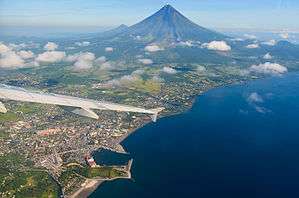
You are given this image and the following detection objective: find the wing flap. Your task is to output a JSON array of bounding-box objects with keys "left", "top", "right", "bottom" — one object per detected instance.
[
  {"left": 71, "top": 108, "right": 99, "bottom": 119},
  {"left": 0, "top": 101, "right": 7, "bottom": 113},
  {"left": 149, "top": 107, "right": 165, "bottom": 122}
]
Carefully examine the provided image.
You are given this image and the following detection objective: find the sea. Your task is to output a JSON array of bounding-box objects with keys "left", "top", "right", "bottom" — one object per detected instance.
[{"left": 90, "top": 72, "right": 299, "bottom": 198}]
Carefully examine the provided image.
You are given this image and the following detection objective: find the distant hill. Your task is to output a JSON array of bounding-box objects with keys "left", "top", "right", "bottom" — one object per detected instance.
[
  {"left": 100, "top": 5, "right": 228, "bottom": 43},
  {"left": 98, "top": 24, "right": 129, "bottom": 38}
]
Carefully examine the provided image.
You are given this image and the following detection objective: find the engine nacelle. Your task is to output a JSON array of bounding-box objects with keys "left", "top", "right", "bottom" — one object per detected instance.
[{"left": 0, "top": 101, "right": 7, "bottom": 113}]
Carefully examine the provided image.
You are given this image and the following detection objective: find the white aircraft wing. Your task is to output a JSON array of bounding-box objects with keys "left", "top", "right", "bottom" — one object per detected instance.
[{"left": 0, "top": 84, "right": 164, "bottom": 122}]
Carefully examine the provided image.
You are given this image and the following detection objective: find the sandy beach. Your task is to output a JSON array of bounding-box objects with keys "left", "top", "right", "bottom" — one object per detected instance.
[
  {"left": 69, "top": 179, "right": 104, "bottom": 198},
  {"left": 69, "top": 159, "right": 133, "bottom": 198}
]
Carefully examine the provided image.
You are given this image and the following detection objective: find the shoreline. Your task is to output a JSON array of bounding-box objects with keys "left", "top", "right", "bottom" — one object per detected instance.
[
  {"left": 69, "top": 159, "right": 133, "bottom": 198},
  {"left": 67, "top": 78, "right": 262, "bottom": 197},
  {"left": 69, "top": 179, "right": 104, "bottom": 198},
  {"left": 67, "top": 87, "right": 223, "bottom": 198},
  {"left": 67, "top": 100, "right": 198, "bottom": 198}
]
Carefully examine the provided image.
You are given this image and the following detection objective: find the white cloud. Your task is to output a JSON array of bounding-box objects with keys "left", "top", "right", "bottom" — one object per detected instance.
[
  {"left": 69, "top": 52, "right": 96, "bottom": 71},
  {"left": 178, "top": 40, "right": 194, "bottom": 47},
  {"left": 244, "top": 34, "right": 257, "bottom": 40},
  {"left": 263, "top": 53, "right": 272, "bottom": 60},
  {"left": 104, "top": 69, "right": 164, "bottom": 89},
  {"left": 99, "top": 62, "right": 114, "bottom": 70},
  {"left": 162, "top": 66, "right": 177, "bottom": 74},
  {"left": 0, "top": 43, "right": 38, "bottom": 69},
  {"left": 0, "top": 43, "right": 10, "bottom": 54},
  {"left": 17, "top": 50, "right": 34, "bottom": 59},
  {"left": 65, "top": 54, "right": 79, "bottom": 62},
  {"left": 44, "top": 42, "right": 58, "bottom": 51},
  {"left": 24, "top": 41, "right": 40, "bottom": 49},
  {"left": 36, "top": 51, "right": 66, "bottom": 63},
  {"left": 67, "top": 52, "right": 113, "bottom": 71},
  {"left": 279, "top": 32, "right": 289, "bottom": 39},
  {"left": 135, "top": 35, "right": 142, "bottom": 40},
  {"left": 246, "top": 44, "right": 259, "bottom": 49},
  {"left": 247, "top": 92, "right": 264, "bottom": 103},
  {"left": 196, "top": 65, "right": 207, "bottom": 73},
  {"left": 250, "top": 62, "right": 287, "bottom": 75},
  {"left": 138, "top": 58, "right": 153, "bottom": 65},
  {"left": 254, "top": 106, "right": 270, "bottom": 114},
  {"left": 105, "top": 69, "right": 144, "bottom": 87},
  {"left": 202, "top": 41, "right": 231, "bottom": 51},
  {"left": 95, "top": 56, "right": 107, "bottom": 64},
  {"left": 0, "top": 51, "right": 25, "bottom": 68},
  {"left": 1, "top": 42, "right": 39, "bottom": 52},
  {"left": 105, "top": 47, "right": 114, "bottom": 52},
  {"left": 73, "top": 60, "right": 93, "bottom": 71},
  {"left": 262, "top": 39, "right": 276, "bottom": 46},
  {"left": 66, "top": 46, "right": 76, "bottom": 50},
  {"left": 145, "top": 45, "right": 163, "bottom": 52},
  {"left": 229, "top": 38, "right": 244, "bottom": 42},
  {"left": 246, "top": 92, "right": 271, "bottom": 114},
  {"left": 8, "top": 43, "right": 28, "bottom": 50},
  {"left": 75, "top": 41, "right": 90, "bottom": 47},
  {"left": 70, "top": 52, "right": 95, "bottom": 62},
  {"left": 132, "top": 69, "right": 145, "bottom": 76}
]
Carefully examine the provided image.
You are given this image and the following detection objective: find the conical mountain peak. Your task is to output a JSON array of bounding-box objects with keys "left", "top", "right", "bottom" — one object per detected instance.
[
  {"left": 160, "top": 4, "right": 177, "bottom": 12},
  {"left": 117, "top": 5, "right": 228, "bottom": 43}
]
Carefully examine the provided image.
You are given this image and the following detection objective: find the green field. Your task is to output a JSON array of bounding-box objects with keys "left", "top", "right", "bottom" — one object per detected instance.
[
  {"left": 60, "top": 164, "right": 127, "bottom": 181},
  {"left": 0, "top": 112, "right": 19, "bottom": 122},
  {"left": 0, "top": 170, "right": 61, "bottom": 198}
]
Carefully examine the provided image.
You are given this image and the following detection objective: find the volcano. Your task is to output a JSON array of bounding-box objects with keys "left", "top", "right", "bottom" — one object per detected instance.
[{"left": 119, "top": 4, "right": 227, "bottom": 43}]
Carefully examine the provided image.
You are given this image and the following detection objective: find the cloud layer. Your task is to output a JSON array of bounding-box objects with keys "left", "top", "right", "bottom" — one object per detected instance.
[
  {"left": 263, "top": 53, "right": 272, "bottom": 60},
  {"left": 145, "top": 44, "right": 163, "bottom": 52},
  {"left": 162, "top": 66, "right": 177, "bottom": 74},
  {"left": 17, "top": 50, "right": 34, "bottom": 59},
  {"left": 66, "top": 52, "right": 96, "bottom": 71},
  {"left": 138, "top": 58, "right": 153, "bottom": 65},
  {"left": 0, "top": 43, "right": 36, "bottom": 69},
  {"left": 244, "top": 34, "right": 257, "bottom": 40},
  {"left": 36, "top": 51, "right": 66, "bottom": 63},
  {"left": 44, "top": 42, "right": 58, "bottom": 51},
  {"left": 202, "top": 41, "right": 231, "bottom": 51},
  {"left": 247, "top": 92, "right": 264, "bottom": 103},
  {"left": 280, "top": 32, "right": 289, "bottom": 39},
  {"left": 250, "top": 62, "right": 287, "bottom": 75},
  {"left": 0, "top": 51, "right": 25, "bottom": 68},
  {"left": 246, "top": 43, "right": 259, "bottom": 49},
  {"left": 246, "top": 92, "right": 270, "bottom": 114},
  {"left": 105, "top": 47, "right": 114, "bottom": 52},
  {"left": 262, "top": 40, "right": 276, "bottom": 46},
  {"left": 75, "top": 41, "right": 90, "bottom": 47}
]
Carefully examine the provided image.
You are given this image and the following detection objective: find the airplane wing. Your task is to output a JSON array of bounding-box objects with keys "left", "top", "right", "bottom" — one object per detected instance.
[
  {"left": 0, "top": 101, "right": 7, "bottom": 113},
  {"left": 0, "top": 84, "right": 164, "bottom": 122}
]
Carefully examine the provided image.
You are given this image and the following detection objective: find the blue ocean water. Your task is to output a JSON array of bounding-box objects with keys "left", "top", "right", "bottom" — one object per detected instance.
[{"left": 90, "top": 72, "right": 299, "bottom": 198}]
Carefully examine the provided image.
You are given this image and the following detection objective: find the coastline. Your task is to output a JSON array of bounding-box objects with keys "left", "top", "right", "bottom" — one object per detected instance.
[
  {"left": 69, "top": 159, "right": 133, "bottom": 198},
  {"left": 67, "top": 100, "right": 198, "bottom": 198},
  {"left": 66, "top": 84, "right": 234, "bottom": 198},
  {"left": 69, "top": 179, "right": 104, "bottom": 198},
  {"left": 79, "top": 71, "right": 299, "bottom": 198},
  {"left": 67, "top": 78, "right": 260, "bottom": 198}
]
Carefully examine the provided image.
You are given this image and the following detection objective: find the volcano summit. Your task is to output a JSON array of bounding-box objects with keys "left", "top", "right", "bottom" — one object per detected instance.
[{"left": 112, "top": 4, "right": 228, "bottom": 43}]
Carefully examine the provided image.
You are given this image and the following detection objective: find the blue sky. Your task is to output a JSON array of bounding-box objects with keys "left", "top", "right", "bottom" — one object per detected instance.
[{"left": 0, "top": 0, "right": 299, "bottom": 30}]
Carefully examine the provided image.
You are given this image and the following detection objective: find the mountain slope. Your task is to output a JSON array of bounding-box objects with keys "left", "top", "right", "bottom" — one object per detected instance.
[
  {"left": 120, "top": 5, "right": 227, "bottom": 43},
  {"left": 98, "top": 24, "right": 129, "bottom": 38}
]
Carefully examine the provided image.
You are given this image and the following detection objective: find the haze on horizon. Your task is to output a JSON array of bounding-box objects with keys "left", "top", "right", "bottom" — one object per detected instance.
[{"left": 0, "top": 0, "right": 299, "bottom": 33}]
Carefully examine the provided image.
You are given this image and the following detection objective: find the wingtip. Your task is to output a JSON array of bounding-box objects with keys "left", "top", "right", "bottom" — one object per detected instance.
[
  {"left": 0, "top": 101, "right": 7, "bottom": 113},
  {"left": 150, "top": 107, "right": 165, "bottom": 122}
]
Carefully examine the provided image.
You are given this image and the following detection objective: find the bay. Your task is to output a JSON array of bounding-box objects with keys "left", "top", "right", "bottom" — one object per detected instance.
[{"left": 91, "top": 72, "right": 299, "bottom": 198}]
